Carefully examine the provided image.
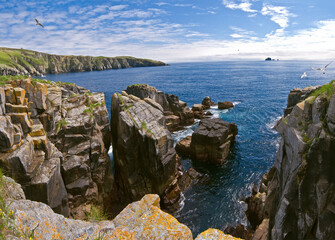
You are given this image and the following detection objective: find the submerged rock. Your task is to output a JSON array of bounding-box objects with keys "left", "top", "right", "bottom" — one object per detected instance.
[{"left": 246, "top": 81, "right": 335, "bottom": 239}]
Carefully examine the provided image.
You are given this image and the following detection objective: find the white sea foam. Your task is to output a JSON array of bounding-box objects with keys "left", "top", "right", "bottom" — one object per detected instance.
[
  {"left": 266, "top": 115, "right": 282, "bottom": 134},
  {"left": 233, "top": 101, "right": 241, "bottom": 106}
]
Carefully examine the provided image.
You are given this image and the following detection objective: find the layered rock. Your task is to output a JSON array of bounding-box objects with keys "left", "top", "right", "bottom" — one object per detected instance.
[
  {"left": 176, "top": 118, "right": 238, "bottom": 165},
  {"left": 110, "top": 90, "right": 188, "bottom": 214},
  {"left": 246, "top": 81, "right": 335, "bottom": 239},
  {"left": 0, "top": 47, "right": 166, "bottom": 76},
  {"left": 0, "top": 78, "right": 113, "bottom": 218},
  {"left": 125, "top": 84, "right": 194, "bottom": 132}
]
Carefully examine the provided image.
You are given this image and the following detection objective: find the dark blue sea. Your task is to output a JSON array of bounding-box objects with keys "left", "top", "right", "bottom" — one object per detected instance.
[{"left": 40, "top": 61, "right": 335, "bottom": 236}]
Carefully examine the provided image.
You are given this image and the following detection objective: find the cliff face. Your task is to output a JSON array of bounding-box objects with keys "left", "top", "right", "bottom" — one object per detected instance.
[
  {"left": 0, "top": 48, "right": 166, "bottom": 76},
  {"left": 246, "top": 82, "right": 335, "bottom": 240},
  {"left": 0, "top": 77, "right": 113, "bottom": 218},
  {"left": 110, "top": 90, "right": 185, "bottom": 213}
]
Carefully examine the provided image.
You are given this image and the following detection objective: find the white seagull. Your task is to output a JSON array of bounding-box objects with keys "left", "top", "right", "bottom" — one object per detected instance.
[
  {"left": 312, "top": 60, "right": 334, "bottom": 74},
  {"left": 301, "top": 72, "right": 307, "bottom": 79},
  {"left": 34, "top": 18, "right": 44, "bottom": 28}
]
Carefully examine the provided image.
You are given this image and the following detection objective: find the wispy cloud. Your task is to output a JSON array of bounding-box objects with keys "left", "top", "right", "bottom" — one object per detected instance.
[
  {"left": 222, "top": 0, "right": 257, "bottom": 13},
  {"left": 261, "top": 4, "right": 295, "bottom": 29}
]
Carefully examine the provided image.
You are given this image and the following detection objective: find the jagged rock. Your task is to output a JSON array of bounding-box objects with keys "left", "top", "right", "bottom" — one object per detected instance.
[
  {"left": 0, "top": 78, "right": 113, "bottom": 219},
  {"left": 7, "top": 193, "right": 192, "bottom": 240},
  {"left": 195, "top": 228, "right": 242, "bottom": 240},
  {"left": 252, "top": 219, "right": 269, "bottom": 240},
  {"left": 0, "top": 116, "right": 15, "bottom": 151},
  {"left": 125, "top": 84, "right": 194, "bottom": 132},
  {"left": 218, "top": 101, "right": 234, "bottom": 109},
  {"left": 0, "top": 87, "right": 5, "bottom": 115},
  {"left": 175, "top": 135, "right": 192, "bottom": 157},
  {"left": 247, "top": 82, "right": 335, "bottom": 239},
  {"left": 327, "top": 94, "right": 335, "bottom": 134},
  {"left": 2, "top": 176, "right": 26, "bottom": 200},
  {"left": 110, "top": 90, "right": 186, "bottom": 214},
  {"left": 190, "top": 118, "right": 238, "bottom": 164},
  {"left": 201, "top": 96, "right": 214, "bottom": 109},
  {"left": 224, "top": 224, "right": 253, "bottom": 240}
]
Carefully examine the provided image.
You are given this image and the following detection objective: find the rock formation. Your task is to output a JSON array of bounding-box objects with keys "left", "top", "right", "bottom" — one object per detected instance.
[
  {"left": 125, "top": 84, "right": 194, "bottom": 132},
  {"left": 110, "top": 90, "right": 190, "bottom": 214},
  {"left": 201, "top": 96, "right": 215, "bottom": 109},
  {"left": 0, "top": 47, "right": 166, "bottom": 76},
  {"left": 176, "top": 118, "right": 238, "bottom": 165},
  {"left": 1, "top": 174, "right": 239, "bottom": 239},
  {"left": 246, "top": 81, "right": 335, "bottom": 239},
  {"left": 218, "top": 101, "right": 234, "bottom": 109},
  {"left": 0, "top": 77, "right": 113, "bottom": 218}
]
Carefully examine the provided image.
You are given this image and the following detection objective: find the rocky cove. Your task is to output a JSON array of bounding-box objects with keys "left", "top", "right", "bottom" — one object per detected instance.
[{"left": 0, "top": 76, "right": 334, "bottom": 239}]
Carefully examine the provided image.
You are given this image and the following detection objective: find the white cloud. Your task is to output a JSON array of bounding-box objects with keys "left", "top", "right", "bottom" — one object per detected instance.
[
  {"left": 222, "top": 0, "right": 257, "bottom": 13},
  {"left": 261, "top": 4, "right": 294, "bottom": 29}
]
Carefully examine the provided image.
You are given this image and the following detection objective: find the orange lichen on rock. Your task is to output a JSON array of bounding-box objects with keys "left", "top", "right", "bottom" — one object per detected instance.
[{"left": 195, "top": 228, "right": 243, "bottom": 240}]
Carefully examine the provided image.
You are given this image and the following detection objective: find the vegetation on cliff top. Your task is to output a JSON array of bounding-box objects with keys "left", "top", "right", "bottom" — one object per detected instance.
[{"left": 0, "top": 47, "right": 166, "bottom": 76}]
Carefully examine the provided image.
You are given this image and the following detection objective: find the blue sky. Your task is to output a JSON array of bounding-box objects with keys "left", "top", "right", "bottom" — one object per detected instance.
[{"left": 1, "top": 0, "right": 335, "bottom": 62}]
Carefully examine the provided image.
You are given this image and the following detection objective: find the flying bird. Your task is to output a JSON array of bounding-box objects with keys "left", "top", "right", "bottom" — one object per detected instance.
[
  {"left": 34, "top": 18, "right": 44, "bottom": 28},
  {"left": 301, "top": 72, "right": 307, "bottom": 79},
  {"left": 312, "top": 60, "right": 334, "bottom": 74}
]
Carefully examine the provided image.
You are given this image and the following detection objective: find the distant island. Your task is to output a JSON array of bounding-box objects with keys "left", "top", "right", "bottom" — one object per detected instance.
[
  {"left": 265, "top": 57, "right": 279, "bottom": 61},
  {"left": 0, "top": 47, "right": 166, "bottom": 76}
]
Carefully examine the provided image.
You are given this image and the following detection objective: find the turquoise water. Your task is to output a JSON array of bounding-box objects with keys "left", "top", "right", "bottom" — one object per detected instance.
[{"left": 41, "top": 61, "right": 335, "bottom": 236}]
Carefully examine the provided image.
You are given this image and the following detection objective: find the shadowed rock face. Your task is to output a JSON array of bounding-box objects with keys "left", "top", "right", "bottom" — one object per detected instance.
[
  {"left": 247, "top": 82, "right": 335, "bottom": 240},
  {"left": 110, "top": 90, "right": 189, "bottom": 214},
  {"left": 0, "top": 78, "right": 113, "bottom": 218},
  {"left": 125, "top": 84, "right": 194, "bottom": 132}
]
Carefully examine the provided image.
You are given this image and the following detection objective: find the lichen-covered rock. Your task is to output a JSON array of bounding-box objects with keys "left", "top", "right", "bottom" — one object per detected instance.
[
  {"left": 7, "top": 194, "right": 192, "bottom": 240},
  {"left": 125, "top": 84, "right": 194, "bottom": 131},
  {"left": 195, "top": 228, "right": 243, "bottom": 240},
  {"left": 0, "top": 78, "right": 113, "bottom": 219},
  {"left": 2, "top": 176, "right": 26, "bottom": 200},
  {"left": 247, "top": 81, "right": 335, "bottom": 240},
  {"left": 110, "top": 91, "right": 184, "bottom": 213}
]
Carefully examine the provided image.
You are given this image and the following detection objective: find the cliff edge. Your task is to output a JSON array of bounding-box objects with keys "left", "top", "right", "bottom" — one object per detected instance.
[
  {"left": 246, "top": 81, "right": 335, "bottom": 239},
  {"left": 0, "top": 48, "right": 166, "bottom": 76}
]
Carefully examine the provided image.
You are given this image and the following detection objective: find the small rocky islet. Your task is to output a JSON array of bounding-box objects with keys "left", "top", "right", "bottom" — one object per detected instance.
[{"left": 0, "top": 74, "right": 334, "bottom": 239}]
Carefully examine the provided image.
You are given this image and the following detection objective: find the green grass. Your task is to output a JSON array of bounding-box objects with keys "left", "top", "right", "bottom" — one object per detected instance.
[
  {"left": 56, "top": 119, "right": 68, "bottom": 133},
  {"left": 85, "top": 205, "right": 109, "bottom": 222},
  {"left": 141, "top": 122, "right": 154, "bottom": 136},
  {"left": 0, "top": 75, "right": 28, "bottom": 86},
  {"left": 310, "top": 80, "right": 335, "bottom": 100}
]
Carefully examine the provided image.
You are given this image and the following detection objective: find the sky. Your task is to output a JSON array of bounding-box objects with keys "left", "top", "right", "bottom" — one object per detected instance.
[{"left": 1, "top": 0, "right": 335, "bottom": 62}]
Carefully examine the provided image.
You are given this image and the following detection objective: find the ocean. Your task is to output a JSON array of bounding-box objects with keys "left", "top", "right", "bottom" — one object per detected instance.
[{"left": 41, "top": 60, "right": 335, "bottom": 236}]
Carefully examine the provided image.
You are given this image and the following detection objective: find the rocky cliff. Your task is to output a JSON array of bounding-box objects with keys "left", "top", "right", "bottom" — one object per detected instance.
[
  {"left": 246, "top": 82, "right": 335, "bottom": 239},
  {"left": 110, "top": 89, "right": 192, "bottom": 215},
  {"left": 0, "top": 76, "right": 113, "bottom": 218},
  {"left": 0, "top": 48, "right": 166, "bottom": 76},
  {"left": 1, "top": 174, "right": 240, "bottom": 239}
]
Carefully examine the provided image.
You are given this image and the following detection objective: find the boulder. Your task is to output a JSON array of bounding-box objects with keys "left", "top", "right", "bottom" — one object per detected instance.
[
  {"left": 190, "top": 118, "right": 238, "bottom": 164},
  {"left": 195, "top": 228, "right": 242, "bottom": 240},
  {"left": 218, "top": 101, "right": 234, "bottom": 109},
  {"left": 201, "top": 96, "right": 214, "bottom": 109},
  {"left": 175, "top": 135, "right": 192, "bottom": 157}
]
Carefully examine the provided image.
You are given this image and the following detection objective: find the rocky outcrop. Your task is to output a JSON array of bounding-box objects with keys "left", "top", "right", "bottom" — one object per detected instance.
[
  {"left": 125, "top": 84, "right": 194, "bottom": 132},
  {"left": 110, "top": 90, "right": 188, "bottom": 214},
  {"left": 218, "top": 101, "right": 234, "bottom": 109},
  {"left": 1, "top": 175, "right": 238, "bottom": 240},
  {"left": 0, "top": 78, "right": 113, "bottom": 218},
  {"left": 176, "top": 118, "right": 238, "bottom": 165},
  {"left": 246, "top": 81, "right": 335, "bottom": 239},
  {"left": 0, "top": 47, "right": 166, "bottom": 76}
]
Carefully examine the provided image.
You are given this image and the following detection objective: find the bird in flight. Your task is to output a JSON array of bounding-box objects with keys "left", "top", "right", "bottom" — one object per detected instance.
[
  {"left": 312, "top": 60, "right": 334, "bottom": 74},
  {"left": 301, "top": 72, "right": 307, "bottom": 79},
  {"left": 34, "top": 18, "right": 44, "bottom": 28}
]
